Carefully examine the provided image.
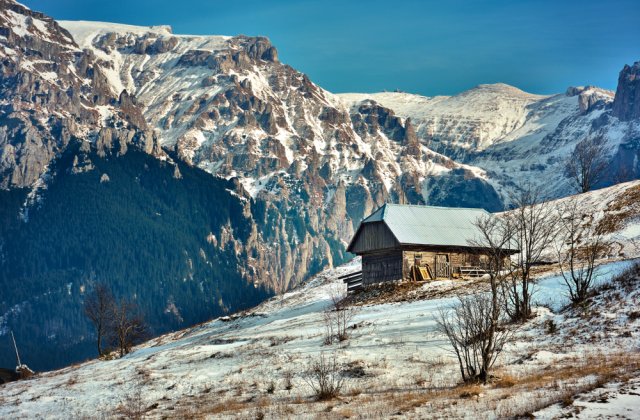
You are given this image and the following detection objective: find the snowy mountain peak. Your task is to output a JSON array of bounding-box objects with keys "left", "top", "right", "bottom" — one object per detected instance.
[{"left": 59, "top": 20, "right": 177, "bottom": 48}]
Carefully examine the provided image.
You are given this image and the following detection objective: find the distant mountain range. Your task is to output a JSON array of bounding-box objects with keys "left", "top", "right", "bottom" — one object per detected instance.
[{"left": 0, "top": 0, "right": 638, "bottom": 370}]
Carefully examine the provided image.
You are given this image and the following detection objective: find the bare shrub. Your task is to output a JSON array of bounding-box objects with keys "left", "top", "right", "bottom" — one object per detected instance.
[
  {"left": 83, "top": 282, "right": 116, "bottom": 357},
  {"left": 564, "top": 136, "right": 609, "bottom": 193},
  {"left": 266, "top": 380, "right": 276, "bottom": 394},
  {"left": 555, "top": 198, "right": 608, "bottom": 304},
  {"left": 323, "top": 287, "right": 357, "bottom": 345},
  {"left": 303, "top": 353, "right": 346, "bottom": 400},
  {"left": 282, "top": 370, "right": 294, "bottom": 392},
  {"left": 503, "top": 184, "right": 558, "bottom": 321},
  {"left": 436, "top": 292, "right": 514, "bottom": 384},
  {"left": 116, "top": 379, "right": 147, "bottom": 419},
  {"left": 111, "top": 299, "right": 149, "bottom": 357},
  {"left": 544, "top": 319, "right": 558, "bottom": 334}
]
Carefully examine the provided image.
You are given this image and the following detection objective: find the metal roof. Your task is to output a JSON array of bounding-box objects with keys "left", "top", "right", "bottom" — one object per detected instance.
[{"left": 361, "top": 203, "right": 490, "bottom": 248}]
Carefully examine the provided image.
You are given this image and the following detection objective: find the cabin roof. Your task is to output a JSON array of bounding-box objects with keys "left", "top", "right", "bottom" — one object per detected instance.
[{"left": 349, "top": 203, "right": 492, "bottom": 251}]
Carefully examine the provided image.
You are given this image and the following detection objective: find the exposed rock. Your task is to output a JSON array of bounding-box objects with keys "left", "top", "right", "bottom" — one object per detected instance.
[
  {"left": 613, "top": 61, "right": 640, "bottom": 121},
  {"left": 566, "top": 86, "right": 583, "bottom": 97},
  {"left": 0, "top": 0, "right": 156, "bottom": 189},
  {"left": 402, "top": 118, "right": 422, "bottom": 157},
  {"left": 575, "top": 86, "right": 614, "bottom": 114},
  {"left": 173, "top": 164, "right": 182, "bottom": 179}
]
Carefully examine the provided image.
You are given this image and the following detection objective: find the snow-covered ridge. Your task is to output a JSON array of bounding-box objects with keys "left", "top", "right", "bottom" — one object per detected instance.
[
  {"left": 339, "top": 83, "right": 547, "bottom": 119},
  {"left": 339, "top": 84, "right": 552, "bottom": 154},
  {"left": 59, "top": 20, "right": 230, "bottom": 49}
]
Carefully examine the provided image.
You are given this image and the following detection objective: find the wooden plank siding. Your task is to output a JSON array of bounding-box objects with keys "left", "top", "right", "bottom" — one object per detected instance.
[
  {"left": 348, "top": 221, "right": 399, "bottom": 254},
  {"left": 362, "top": 251, "right": 403, "bottom": 285}
]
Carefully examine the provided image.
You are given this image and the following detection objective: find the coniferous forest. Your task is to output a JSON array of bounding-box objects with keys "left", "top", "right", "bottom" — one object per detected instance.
[{"left": 0, "top": 144, "right": 272, "bottom": 371}]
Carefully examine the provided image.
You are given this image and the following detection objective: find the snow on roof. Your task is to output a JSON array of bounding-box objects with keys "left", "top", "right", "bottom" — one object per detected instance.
[{"left": 360, "top": 203, "right": 490, "bottom": 248}]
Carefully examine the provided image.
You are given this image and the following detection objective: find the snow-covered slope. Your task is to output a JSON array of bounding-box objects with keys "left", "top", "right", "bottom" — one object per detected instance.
[{"left": 1, "top": 258, "right": 639, "bottom": 418}]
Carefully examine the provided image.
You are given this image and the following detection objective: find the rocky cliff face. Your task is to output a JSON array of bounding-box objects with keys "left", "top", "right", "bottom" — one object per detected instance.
[
  {"left": 0, "top": 0, "right": 161, "bottom": 189},
  {"left": 53, "top": 19, "right": 502, "bottom": 291},
  {"left": 613, "top": 61, "right": 640, "bottom": 121}
]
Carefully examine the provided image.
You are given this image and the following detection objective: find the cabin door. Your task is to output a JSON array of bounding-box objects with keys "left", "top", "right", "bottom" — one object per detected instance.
[{"left": 435, "top": 254, "right": 450, "bottom": 278}]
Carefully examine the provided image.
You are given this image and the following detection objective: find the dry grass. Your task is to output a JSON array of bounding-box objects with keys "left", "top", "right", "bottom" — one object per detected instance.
[
  {"left": 65, "top": 375, "right": 79, "bottom": 387},
  {"left": 345, "top": 351, "right": 640, "bottom": 418},
  {"left": 194, "top": 349, "right": 638, "bottom": 418},
  {"left": 493, "top": 374, "right": 517, "bottom": 388},
  {"left": 597, "top": 184, "right": 640, "bottom": 234},
  {"left": 346, "top": 278, "right": 489, "bottom": 307}
]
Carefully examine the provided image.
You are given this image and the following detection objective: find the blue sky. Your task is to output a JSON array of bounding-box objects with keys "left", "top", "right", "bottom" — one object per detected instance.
[{"left": 23, "top": 0, "right": 640, "bottom": 96}]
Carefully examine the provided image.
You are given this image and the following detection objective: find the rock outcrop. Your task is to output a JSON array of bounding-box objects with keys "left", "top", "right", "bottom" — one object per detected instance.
[
  {"left": 613, "top": 61, "right": 640, "bottom": 121},
  {"left": 0, "top": 0, "right": 161, "bottom": 189}
]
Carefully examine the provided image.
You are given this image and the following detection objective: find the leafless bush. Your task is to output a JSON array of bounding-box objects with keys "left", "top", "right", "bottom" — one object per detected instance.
[
  {"left": 436, "top": 292, "right": 514, "bottom": 384},
  {"left": 303, "top": 353, "right": 346, "bottom": 400},
  {"left": 116, "top": 379, "right": 147, "bottom": 419},
  {"left": 83, "top": 283, "right": 116, "bottom": 357},
  {"left": 555, "top": 199, "right": 608, "bottom": 304},
  {"left": 564, "top": 136, "right": 609, "bottom": 193},
  {"left": 111, "top": 299, "right": 149, "bottom": 357},
  {"left": 323, "top": 287, "right": 357, "bottom": 345},
  {"left": 282, "top": 370, "right": 294, "bottom": 392},
  {"left": 266, "top": 380, "right": 276, "bottom": 394},
  {"left": 503, "top": 183, "right": 558, "bottom": 321}
]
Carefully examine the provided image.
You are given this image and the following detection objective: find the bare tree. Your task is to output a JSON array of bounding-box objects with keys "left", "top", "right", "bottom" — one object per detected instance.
[
  {"left": 565, "top": 137, "right": 609, "bottom": 193},
  {"left": 555, "top": 199, "right": 608, "bottom": 304},
  {"left": 435, "top": 213, "right": 516, "bottom": 384},
  {"left": 503, "top": 184, "right": 558, "bottom": 322},
  {"left": 303, "top": 352, "right": 346, "bottom": 400},
  {"left": 436, "top": 292, "right": 513, "bottom": 384},
  {"left": 83, "top": 283, "right": 115, "bottom": 357},
  {"left": 323, "top": 286, "right": 357, "bottom": 345},
  {"left": 111, "top": 299, "right": 148, "bottom": 357},
  {"left": 469, "top": 213, "right": 515, "bottom": 309}
]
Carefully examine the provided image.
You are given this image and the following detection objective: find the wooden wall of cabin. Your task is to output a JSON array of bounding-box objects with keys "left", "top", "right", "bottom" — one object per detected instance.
[
  {"left": 402, "top": 249, "right": 491, "bottom": 280},
  {"left": 349, "top": 222, "right": 398, "bottom": 254},
  {"left": 362, "top": 251, "right": 403, "bottom": 285}
]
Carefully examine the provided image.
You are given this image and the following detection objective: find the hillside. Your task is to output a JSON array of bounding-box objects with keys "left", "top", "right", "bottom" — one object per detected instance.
[
  {"left": 0, "top": 142, "right": 272, "bottom": 371},
  {"left": 2, "top": 182, "right": 640, "bottom": 417}
]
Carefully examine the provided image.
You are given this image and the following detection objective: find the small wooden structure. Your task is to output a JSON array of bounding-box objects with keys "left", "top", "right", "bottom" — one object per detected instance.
[
  {"left": 339, "top": 271, "right": 363, "bottom": 293},
  {"left": 346, "top": 204, "right": 515, "bottom": 287}
]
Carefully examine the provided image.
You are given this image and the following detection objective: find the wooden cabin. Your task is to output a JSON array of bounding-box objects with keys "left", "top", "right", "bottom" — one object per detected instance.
[{"left": 346, "top": 204, "right": 514, "bottom": 286}]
